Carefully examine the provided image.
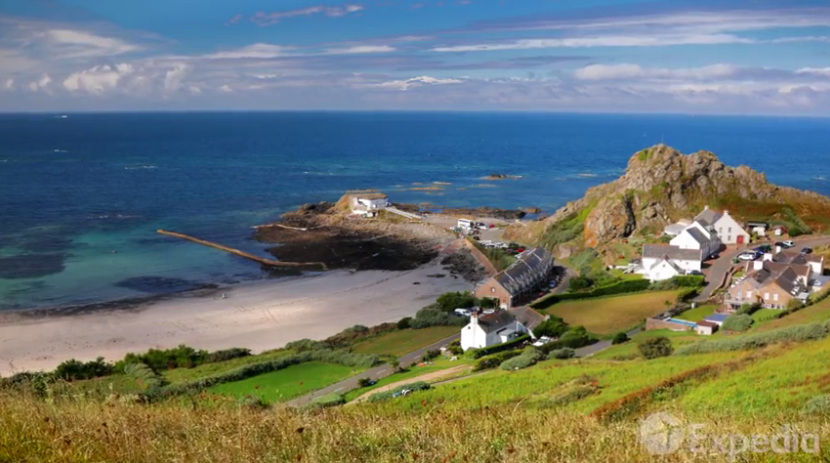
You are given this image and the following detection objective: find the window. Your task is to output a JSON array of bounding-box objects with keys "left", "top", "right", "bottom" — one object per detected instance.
[
  {"left": 490, "top": 287, "right": 495, "bottom": 293},
  {"left": 773, "top": 294, "right": 779, "bottom": 301},
  {"left": 728, "top": 235, "right": 731, "bottom": 242},
  {"left": 719, "top": 227, "right": 723, "bottom": 234},
  {"left": 728, "top": 227, "right": 732, "bottom": 233},
  {"left": 746, "top": 291, "right": 752, "bottom": 298},
  {"left": 764, "top": 292, "right": 770, "bottom": 300}
]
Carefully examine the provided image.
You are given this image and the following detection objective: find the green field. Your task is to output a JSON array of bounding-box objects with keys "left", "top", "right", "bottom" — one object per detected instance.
[
  {"left": 753, "top": 297, "right": 830, "bottom": 332},
  {"left": 350, "top": 326, "right": 459, "bottom": 357},
  {"left": 343, "top": 356, "right": 470, "bottom": 402},
  {"left": 207, "top": 361, "right": 361, "bottom": 403},
  {"left": 589, "top": 329, "right": 702, "bottom": 361},
  {"left": 543, "top": 290, "right": 682, "bottom": 335},
  {"left": 751, "top": 307, "right": 780, "bottom": 324},
  {"left": 675, "top": 303, "right": 717, "bottom": 322},
  {"left": 163, "top": 349, "right": 295, "bottom": 384}
]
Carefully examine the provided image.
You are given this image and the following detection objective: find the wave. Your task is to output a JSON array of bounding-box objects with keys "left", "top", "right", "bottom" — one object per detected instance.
[
  {"left": 86, "top": 213, "right": 140, "bottom": 220},
  {"left": 124, "top": 165, "right": 158, "bottom": 170},
  {"left": 53, "top": 149, "right": 68, "bottom": 153},
  {"left": 577, "top": 172, "right": 598, "bottom": 178},
  {"left": 814, "top": 176, "right": 827, "bottom": 181}
]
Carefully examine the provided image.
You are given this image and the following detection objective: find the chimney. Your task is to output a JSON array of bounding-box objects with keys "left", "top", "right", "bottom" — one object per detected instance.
[
  {"left": 470, "top": 308, "right": 480, "bottom": 325},
  {"left": 753, "top": 260, "right": 763, "bottom": 271},
  {"left": 704, "top": 205, "right": 709, "bottom": 210},
  {"left": 775, "top": 245, "right": 782, "bottom": 254},
  {"left": 723, "top": 210, "right": 729, "bottom": 216}
]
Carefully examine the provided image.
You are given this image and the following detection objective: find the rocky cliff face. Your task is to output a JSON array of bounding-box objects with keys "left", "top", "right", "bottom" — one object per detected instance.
[{"left": 506, "top": 144, "right": 830, "bottom": 251}]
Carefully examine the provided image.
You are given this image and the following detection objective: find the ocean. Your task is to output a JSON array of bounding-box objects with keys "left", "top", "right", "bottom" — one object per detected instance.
[{"left": 1, "top": 112, "right": 829, "bottom": 310}]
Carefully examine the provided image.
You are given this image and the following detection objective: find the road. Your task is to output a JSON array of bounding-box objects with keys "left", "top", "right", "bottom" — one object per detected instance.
[{"left": 695, "top": 235, "right": 830, "bottom": 302}]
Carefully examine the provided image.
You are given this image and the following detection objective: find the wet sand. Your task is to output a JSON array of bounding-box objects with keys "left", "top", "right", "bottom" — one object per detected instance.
[{"left": 0, "top": 262, "right": 472, "bottom": 376}]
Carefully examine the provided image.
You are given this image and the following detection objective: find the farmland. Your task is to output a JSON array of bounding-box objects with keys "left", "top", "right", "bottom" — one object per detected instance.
[{"left": 543, "top": 290, "right": 683, "bottom": 335}]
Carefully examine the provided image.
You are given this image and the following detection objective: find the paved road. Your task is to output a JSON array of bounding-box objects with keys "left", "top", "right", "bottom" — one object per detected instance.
[
  {"left": 694, "top": 235, "right": 830, "bottom": 302},
  {"left": 287, "top": 333, "right": 460, "bottom": 407}
]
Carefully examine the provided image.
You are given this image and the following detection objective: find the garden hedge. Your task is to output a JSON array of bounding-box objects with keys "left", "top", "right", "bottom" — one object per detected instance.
[{"left": 471, "top": 335, "right": 531, "bottom": 359}]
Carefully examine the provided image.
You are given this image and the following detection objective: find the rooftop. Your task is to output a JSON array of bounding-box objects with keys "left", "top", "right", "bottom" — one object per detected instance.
[
  {"left": 493, "top": 247, "right": 554, "bottom": 296},
  {"left": 705, "top": 313, "right": 729, "bottom": 323},
  {"left": 476, "top": 310, "right": 517, "bottom": 334},
  {"left": 642, "top": 244, "right": 703, "bottom": 261}
]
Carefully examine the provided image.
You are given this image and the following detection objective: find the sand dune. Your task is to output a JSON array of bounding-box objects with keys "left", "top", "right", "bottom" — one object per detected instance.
[{"left": 0, "top": 263, "right": 471, "bottom": 376}]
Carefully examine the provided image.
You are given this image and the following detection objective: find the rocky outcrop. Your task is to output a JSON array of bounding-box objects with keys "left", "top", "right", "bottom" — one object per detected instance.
[{"left": 506, "top": 144, "right": 830, "bottom": 249}]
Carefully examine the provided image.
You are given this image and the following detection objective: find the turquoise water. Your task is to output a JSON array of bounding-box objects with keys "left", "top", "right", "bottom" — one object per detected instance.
[{"left": 1, "top": 112, "right": 829, "bottom": 309}]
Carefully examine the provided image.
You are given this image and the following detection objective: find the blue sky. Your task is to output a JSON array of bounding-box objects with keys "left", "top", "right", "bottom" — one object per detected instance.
[{"left": 2, "top": 0, "right": 830, "bottom": 114}]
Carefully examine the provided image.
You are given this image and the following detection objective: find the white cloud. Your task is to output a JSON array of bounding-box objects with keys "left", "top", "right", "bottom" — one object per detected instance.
[
  {"left": 63, "top": 64, "right": 134, "bottom": 95},
  {"left": 3, "top": 78, "right": 13, "bottom": 90},
  {"left": 796, "top": 67, "right": 830, "bottom": 77},
  {"left": 44, "top": 29, "right": 140, "bottom": 57},
  {"left": 163, "top": 64, "right": 189, "bottom": 93},
  {"left": 431, "top": 34, "right": 752, "bottom": 52},
  {"left": 574, "top": 63, "right": 737, "bottom": 80},
  {"left": 251, "top": 4, "right": 363, "bottom": 26},
  {"left": 27, "top": 73, "right": 52, "bottom": 92},
  {"left": 204, "top": 43, "right": 292, "bottom": 60},
  {"left": 218, "top": 84, "right": 233, "bottom": 93},
  {"left": 323, "top": 45, "right": 395, "bottom": 54},
  {"left": 368, "top": 75, "right": 463, "bottom": 90}
]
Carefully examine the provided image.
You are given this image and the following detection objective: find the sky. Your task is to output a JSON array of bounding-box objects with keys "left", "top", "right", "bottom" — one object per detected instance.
[{"left": 1, "top": 0, "right": 830, "bottom": 114}]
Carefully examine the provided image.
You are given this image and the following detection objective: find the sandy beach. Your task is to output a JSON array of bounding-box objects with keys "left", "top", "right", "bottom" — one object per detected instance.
[{"left": 0, "top": 262, "right": 472, "bottom": 376}]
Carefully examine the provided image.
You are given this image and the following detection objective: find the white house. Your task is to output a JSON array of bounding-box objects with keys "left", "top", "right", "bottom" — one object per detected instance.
[
  {"left": 669, "top": 220, "right": 721, "bottom": 258},
  {"left": 354, "top": 195, "right": 389, "bottom": 211},
  {"left": 747, "top": 222, "right": 769, "bottom": 237},
  {"left": 695, "top": 320, "right": 718, "bottom": 336},
  {"left": 695, "top": 206, "right": 750, "bottom": 246},
  {"left": 640, "top": 245, "right": 703, "bottom": 281},
  {"left": 460, "top": 310, "right": 529, "bottom": 351}
]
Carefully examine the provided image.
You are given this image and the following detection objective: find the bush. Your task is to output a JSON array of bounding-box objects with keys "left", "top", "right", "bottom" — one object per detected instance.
[
  {"left": 368, "top": 381, "right": 430, "bottom": 402},
  {"left": 410, "top": 304, "right": 467, "bottom": 329},
  {"left": 479, "top": 297, "right": 498, "bottom": 309},
  {"left": 116, "top": 345, "right": 208, "bottom": 372},
  {"left": 541, "top": 212, "right": 585, "bottom": 248},
  {"left": 500, "top": 347, "right": 545, "bottom": 371},
  {"left": 471, "top": 335, "right": 531, "bottom": 358},
  {"left": 473, "top": 350, "right": 521, "bottom": 371},
  {"left": 676, "top": 320, "right": 830, "bottom": 355},
  {"left": 803, "top": 394, "right": 830, "bottom": 416},
  {"left": 285, "top": 339, "right": 327, "bottom": 352},
  {"left": 436, "top": 292, "right": 477, "bottom": 313},
  {"left": 240, "top": 395, "right": 270, "bottom": 410},
  {"left": 786, "top": 299, "right": 805, "bottom": 312},
  {"left": 638, "top": 337, "right": 673, "bottom": 359},
  {"left": 533, "top": 316, "right": 569, "bottom": 339},
  {"left": 53, "top": 357, "right": 113, "bottom": 381},
  {"left": 722, "top": 314, "right": 753, "bottom": 332},
  {"left": 124, "top": 362, "right": 166, "bottom": 391},
  {"left": 205, "top": 348, "right": 251, "bottom": 364},
  {"left": 357, "top": 377, "right": 373, "bottom": 388},
  {"left": 548, "top": 348, "right": 575, "bottom": 360},
  {"left": 568, "top": 276, "right": 593, "bottom": 291},
  {"left": 736, "top": 303, "right": 761, "bottom": 315},
  {"left": 676, "top": 288, "right": 699, "bottom": 302},
  {"left": 611, "top": 332, "right": 629, "bottom": 345},
  {"left": 538, "top": 327, "right": 598, "bottom": 353},
  {"left": 448, "top": 346, "right": 463, "bottom": 356},
  {"left": 650, "top": 275, "right": 705, "bottom": 290},
  {"left": 396, "top": 317, "right": 412, "bottom": 330},
  {"left": 422, "top": 349, "right": 441, "bottom": 361},
  {"left": 531, "top": 279, "right": 651, "bottom": 309},
  {"left": 307, "top": 392, "right": 346, "bottom": 409}
]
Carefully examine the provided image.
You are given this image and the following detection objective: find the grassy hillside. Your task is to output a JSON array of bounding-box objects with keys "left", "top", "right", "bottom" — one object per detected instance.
[{"left": 543, "top": 290, "right": 682, "bottom": 335}]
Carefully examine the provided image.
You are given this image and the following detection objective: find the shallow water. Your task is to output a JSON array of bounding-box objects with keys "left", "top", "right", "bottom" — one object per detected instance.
[{"left": 1, "top": 112, "right": 829, "bottom": 309}]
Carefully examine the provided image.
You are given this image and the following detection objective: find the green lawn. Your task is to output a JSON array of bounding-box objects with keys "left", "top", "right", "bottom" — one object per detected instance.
[
  {"left": 590, "top": 329, "right": 702, "bottom": 361},
  {"left": 343, "top": 356, "right": 471, "bottom": 402},
  {"left": 351, "top": 326, "right": 459, "bottom": 357},
  {"left": 163, "top": 349, "right": 295, "bottom": 384},
  {"left": 675, "top": 304, "right": 717, "bottom": 322},
  {"left": 751, "top": 308, "right": 780, "bottom": 324},
  {"left": 753, "top": 297, "right": 830, "bottom": 332},
  {"left": 543, "top": 290, "right": 682, "bottom": 335},
  {"left": 207, "top": 361, "right": 361, "bottom": 403}
]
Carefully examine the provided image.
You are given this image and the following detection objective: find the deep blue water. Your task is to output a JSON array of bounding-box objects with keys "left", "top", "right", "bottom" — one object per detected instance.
[{"left": 2, "top": 112, "right": 829, "bottom": 309}]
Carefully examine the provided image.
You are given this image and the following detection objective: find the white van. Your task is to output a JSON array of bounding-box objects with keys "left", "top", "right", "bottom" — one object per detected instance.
[{"left": 457, "top": 219, "right": 473, "bottom": 230}]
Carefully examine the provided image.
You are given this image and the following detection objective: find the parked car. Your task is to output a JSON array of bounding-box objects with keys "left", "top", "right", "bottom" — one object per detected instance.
[
  {"left": 709, "top": 253, "right": 720, "bottom": 260},
  {"left": 782, "top": 240, "right": 795, "bottom": 248},
  {"left": 738, "top": 252, "right": 759, "bottom": 261},
  {"left": 754, "top": 244, "right": 772, "bottom": 253},
  {"left": 801, "top": 247, "right": 813, "bottom": 254},
  {"left": 532, "top": 336, "right": 554, "bottom": 347}
]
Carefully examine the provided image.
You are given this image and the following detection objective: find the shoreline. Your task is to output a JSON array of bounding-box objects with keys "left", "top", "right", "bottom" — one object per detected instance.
[{"left": 0, "top": 260, "right": 473, "bottom": 376}]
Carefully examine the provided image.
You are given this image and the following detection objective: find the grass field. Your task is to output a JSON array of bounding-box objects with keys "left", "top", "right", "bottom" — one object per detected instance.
[
  {"left": 343, "top": 356, "right": 471, "bottom": 401},
  {"left": 751, "top": 308, "right": 780, "bottom": 324},
  {"left": 163, "top": 349, "right": 295, "bottom": 384},
  {"left": 350, "top": 326, "right": 459, "bottom": 357},
  {"left": 207, "top": 361, "right": 361, "bottom": 403},
  {"left": 752, "top": 297, "right": 830, "bottom": 332},
  {"left": 543, "top": 290, "right": 682, "bottom": 335},
  {"left": 675, "top": 304, "right": 717, "bottom": 322},
  {"left": 589, "top": 329, "right": 702, "bottom": 360}
]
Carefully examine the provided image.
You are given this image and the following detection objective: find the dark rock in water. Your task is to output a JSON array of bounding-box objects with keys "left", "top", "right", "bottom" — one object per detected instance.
[
  {"left": 485, "top": 174, "right": 509, "bottom": 180},
  {"left": 0, "top": 254, "right": 66, "bottom": 279},
  {"left": 521, "top": 207, "right": 542, "bottom": 214},
  {"left": 18, "top": 236, "right": 73, "bottom": 254},
  {"left": 115, "top": 276, "right": 203, "bottom": 294},
  {"left": 391, "top": 202, "right": 422, "bottom": 213},
  {"left": 294, "top": 201, "right": 334, "bottom": 215},
  {"left": 439, "top": 206, "right": 526, "bottom": 220}
]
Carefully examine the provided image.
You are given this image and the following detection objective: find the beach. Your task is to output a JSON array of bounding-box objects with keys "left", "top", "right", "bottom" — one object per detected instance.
[{"left": 0, "top": 262, "right": 471, "bottom": 376}]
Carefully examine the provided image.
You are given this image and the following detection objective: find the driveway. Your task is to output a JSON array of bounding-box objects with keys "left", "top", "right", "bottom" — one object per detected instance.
[
  {"left": 287, "top": 333, "right": 460, "bottom": 407},
  {"left": 695, "top": 235, "right": 830, "bottom": 302}
]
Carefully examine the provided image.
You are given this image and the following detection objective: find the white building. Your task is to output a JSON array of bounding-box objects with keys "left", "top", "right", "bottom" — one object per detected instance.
[
  {"left": 670, "top": 220, "right": 721, "bottom": 258},
  {"left": 640, "top": 245, "right": 703, "bottom": 281},
  {"left": 460, "top": 310, "right": 529, "bottom": 351},
  {"left": 695, "top": 206, "right": 750, "bottom": 246}
]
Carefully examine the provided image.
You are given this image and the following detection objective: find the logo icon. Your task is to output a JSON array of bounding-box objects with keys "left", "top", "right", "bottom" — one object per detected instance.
[{"left": 639, "top": 412, "right": 685, "bottom": 455}]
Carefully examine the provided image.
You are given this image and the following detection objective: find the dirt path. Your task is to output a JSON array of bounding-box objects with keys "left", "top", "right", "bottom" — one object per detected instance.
[{"left": 350, "top": 365, "right": 471, "bottom": 403}]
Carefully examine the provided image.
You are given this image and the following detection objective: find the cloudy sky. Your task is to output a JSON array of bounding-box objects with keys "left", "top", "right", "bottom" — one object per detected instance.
[{"left": 2, "top": 0, "right": 830, "bottom": 114}]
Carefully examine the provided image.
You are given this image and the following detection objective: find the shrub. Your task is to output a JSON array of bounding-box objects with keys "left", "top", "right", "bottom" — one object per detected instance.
[
  {"left": 533, "top": 316, "right": 569, "bottom": 339},
  {"left": 568, "top": 276, "right": 593, "bottom": 291},
  {"left": 473, "top": 350, "right": 521, "bottom": 371},
  {"left": 115, "top": 345, "right": 208, "bottom": 372},
  {"left": 368, "top": 382, "right": 430, "bottom": 402},
  {"left": 538, "top": 327, "right": 598, "bottom": 353},
  {"left": 422, "top": 349, "right": 441, "bottom": 361},
  {"left": 500, "top": 347, "right": 545, "bottom": 370},
  {"left": 411, "top": 305, "right": 467, "bottom": 329},
  {"left": 722, "top": 314, "right": 753, "bottom": 332},
  {"left": 124, "top": 362, "right": 166, "bottom": 391},
  {"left": 736, "top": 303, "right": 761, "bottom": 315},
  {"left": 786, "top": 299, "right": 805, "bottom": 312},
  {"left": 205, "top": 348, "right": 251, "bottom": 364},
  {"left": 803, "top": 394, "right": 830, "bottom": 416},
  {"left": 541, "top": 212, "right": 585, "bottom": 248},
  {"left": 285, "top": 339, "right": 328, "bottom": 352},
  {"left": 436, "top": 292, "right": 477, "bottom": 312},
  {"left": 479, "top": 297, "right": 498, "bottom": 309},
  {"left": 650, "top": 275, "right": 705, "bottom": 290},
  {"left": 308, "top": 392, "right": 346, "bottom": 409},
  {"left": 531, "top": 279, "right": 651, "bottom": 309},
  {"left": 448, "top": 346, "right": 463, "bottom": 356},
  {"left": 676, "top": 288, "right": 699, "bottom": 302},
  {"left": 53, "top": 357, "right": 113, "bottom": 381},
  {"left": 611, "top": 332, "right": 629, "bottom": 345},
  {"left": 676, "top": 321, "right": 830, "bottom": 355},
  {"left": 240, "top": 395, "right": 270, "bottom": 410},
  {"left": 396, "top": 317, "right": 412, "bottom": 330},
  {"left": 471, "top": 335, "right": 530, "bottom": 358},
  {"left": 638, "top": 337, "right": 673, "bottom": 359},
  {"left": 548, "top": 348, "right": 575, "bottom": 360},
  {"left": 357, "top": 377, "right": 373, "bottom": 388}
]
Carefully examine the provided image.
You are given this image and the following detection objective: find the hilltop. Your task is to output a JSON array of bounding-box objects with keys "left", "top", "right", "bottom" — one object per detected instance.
[{"left": 506, "top": 145, "right": 830, "bottom": 258}]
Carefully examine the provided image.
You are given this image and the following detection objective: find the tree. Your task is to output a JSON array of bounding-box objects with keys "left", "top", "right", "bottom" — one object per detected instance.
[
  {"left": 612, "top": 332, "right": 629, "bottom": 345},
  {"left": 357, "top": 377, "right": 373, "bottom": 388},
  {"left": 786, "top": 299, "right": 805, "bottom": 312},
  {"left": 396, "top": 317, "right": 412, "bottom": 329},
  {"left": 638, "top": 337, "right": 674, "bottom": 359},
  {"left": 569, "top": 276, "right": 592, "bottom": 291},
  {"left": 389, "top": 358, "right": 401, "bottom": 372},
  {"left": 533, "top": 316, "right": 569, "bottom": 338}
]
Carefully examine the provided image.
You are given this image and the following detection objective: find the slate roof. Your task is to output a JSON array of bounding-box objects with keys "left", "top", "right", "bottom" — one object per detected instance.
[
  {"left": 684, "top": 227, "right": 710, "bottom": 246},
  {"left": 642, "top": 245, "right": 702, "bottom": 262},
  {"left": 492, "top": 247, "right": 554, "bottom": 296},
  {"left": 696, "top": 320, "right": 719, "bottom": 328},
  {"left": 508, "top": 306, "right": 546, "bottom": 330},
  {"left": 705, "top": 313, "right": 729, "bottom": 323},
  {"left": 773, "top": 250, "right": 823, "bottom": 265},
  {"left": 742, "top": 261, "right": 809, "bottom": 295},
  {"left": 476, "top": 310, "right": 517, "bottom": 334},
  {"left": 695, "top": 208, "right": 722, "bottom": 225}
]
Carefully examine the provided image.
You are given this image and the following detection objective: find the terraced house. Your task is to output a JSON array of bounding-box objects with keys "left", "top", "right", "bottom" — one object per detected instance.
[
  {"left": 474, "top": 247, "right": 554, "bottom": 308},
  {"left": 726, "top": 260, "right": 811, "bottom": 310}
]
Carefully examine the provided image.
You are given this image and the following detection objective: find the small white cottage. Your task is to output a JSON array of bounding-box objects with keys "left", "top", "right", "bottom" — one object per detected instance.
[{"left": 460, "top": 310, "right": 528, "bottom": 351}]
